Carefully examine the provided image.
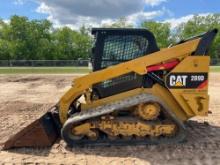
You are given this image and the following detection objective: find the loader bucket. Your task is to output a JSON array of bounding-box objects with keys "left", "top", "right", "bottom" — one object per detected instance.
[{"left": 2, "top": 111, "right": 59, "bottom": 150}]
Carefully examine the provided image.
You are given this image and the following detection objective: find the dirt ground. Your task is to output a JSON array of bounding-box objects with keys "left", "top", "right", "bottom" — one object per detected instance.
[{"left": 0, "top": 73, "right": 219, "bottom": 165}]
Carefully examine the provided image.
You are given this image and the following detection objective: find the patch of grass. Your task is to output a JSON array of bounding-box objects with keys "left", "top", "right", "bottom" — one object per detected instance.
[
  {"left": 210, "top": 66, "right": 220, "bottom": 72},
  {"left": 0, "top": 66, "right": 219, "bottom": 74},
  {"left": 0, "top": 67, "right": 91, "bottom": 74}
]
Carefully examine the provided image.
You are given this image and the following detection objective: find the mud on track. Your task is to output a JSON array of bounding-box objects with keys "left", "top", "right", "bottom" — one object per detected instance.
[{"left": 0, "top": 74, "right": 220, "bottom": 165}]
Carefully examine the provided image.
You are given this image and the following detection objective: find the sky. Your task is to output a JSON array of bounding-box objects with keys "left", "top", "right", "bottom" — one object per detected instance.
[{"left": 0, "top": 0, "right": 220, "bottom": 29}]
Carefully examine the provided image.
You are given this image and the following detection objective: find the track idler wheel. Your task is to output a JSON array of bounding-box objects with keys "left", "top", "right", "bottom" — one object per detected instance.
[
  {"left": 61, "top": 118, "right": 98, "bottom": 145},
  {"left": 61, "top": 119, "right": 83, "bottom": 144}
]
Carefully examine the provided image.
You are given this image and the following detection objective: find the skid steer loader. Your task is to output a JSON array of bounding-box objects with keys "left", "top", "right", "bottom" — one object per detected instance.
[{"left": 2, "top": 28, "right": 218, "bottom": 149}]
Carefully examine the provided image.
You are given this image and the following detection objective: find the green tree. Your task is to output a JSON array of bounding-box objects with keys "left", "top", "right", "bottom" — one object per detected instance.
[
  {"left": 0, "top": 19, "right": 13, "bottom": 60},
  {"left": 75, "top": 26, "right": 92, "bottom": 59},
  {"left": 177, "top": 14, "right": 220, "bottom": 59},
  {"left": 29, "top": 20, "right": 52, "bottom": 60},
  {"left": 51, "top": 26, "right": 92, "bottom": 60},
  {"left": 1, "top": 14, "right": 220, "bottom": 61},
  {"left": 52, "top": 27, "right": 76, "bottom": 60},
  {"left": 141, "top": 21, "right": 171, "bottom": 48},
  {"left": 7, "top": 15, "right": 52, "bottom": 60},
  {"left": 0, "top": 16, "right": 92, "bottom": 61}
]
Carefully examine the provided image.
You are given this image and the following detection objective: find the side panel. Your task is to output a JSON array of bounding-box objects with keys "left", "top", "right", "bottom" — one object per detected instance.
[
  {"left": 165, "top": 56, "right": 210, "bottom": 119},
  {"left": 152, "top": 84, "right": 188, "bottom": 121}
]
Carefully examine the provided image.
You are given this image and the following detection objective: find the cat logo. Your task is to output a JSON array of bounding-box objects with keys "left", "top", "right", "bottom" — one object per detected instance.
[{"left": 169, "top": 75, "right": 188, "bottom": 87}]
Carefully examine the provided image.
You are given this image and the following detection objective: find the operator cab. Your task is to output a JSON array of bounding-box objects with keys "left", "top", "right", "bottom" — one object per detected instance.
[{"left": 91, "top": 28, "right": 160, "bottom": 98}]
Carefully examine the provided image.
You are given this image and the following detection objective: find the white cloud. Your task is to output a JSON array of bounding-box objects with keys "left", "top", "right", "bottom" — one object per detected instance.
[
  {"left": 99, "top": 10, "right": 163, "bottom": 28},
  {"left": 35, "top": 0, "right": 168, "bottom": 29},
  {"left": 0, "top": 20, "right": 10, "bottom": 29},
  {"left": 36, "top": 0, "right": 146, "bottom": 20},
  {"left": 165, "top": 15, "right": 194, "bottom": 29},
  {"left": 127, "top": 10, "right": 164, "bottom": 25},
  {"left": 144, "top": 0, "right": 167, "bottom": 7},
  {"left": 36, "top": 2, "right": 51, "bottom": 14},
  {"left": 3, "top": 19, "right": 10, "bottom": 24},
  {"left": 165, "top": 13, "right": 211, "bottom": 29}
]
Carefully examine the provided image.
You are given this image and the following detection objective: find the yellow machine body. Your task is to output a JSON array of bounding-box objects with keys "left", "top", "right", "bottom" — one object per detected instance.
[{"left": 58, "top": 38, "right": 209, "bottom": 124}]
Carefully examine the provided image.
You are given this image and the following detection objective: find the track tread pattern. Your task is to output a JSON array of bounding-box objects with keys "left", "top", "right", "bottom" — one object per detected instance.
[{"left": 61, "top": 94, "right": 187, "bottom": 146}]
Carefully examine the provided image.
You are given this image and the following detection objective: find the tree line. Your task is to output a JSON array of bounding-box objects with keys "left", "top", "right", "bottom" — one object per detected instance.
[
  {"left": 0, "top": 16, "right": 92, "bottom": 60},
  {"left": 0, "top": 14, "right": 220, "bottom": 60}
]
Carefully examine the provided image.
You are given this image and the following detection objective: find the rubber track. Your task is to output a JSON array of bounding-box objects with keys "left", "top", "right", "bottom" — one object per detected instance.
[{"left": 61, "top": 94, "right": 187, "bottom": 147}]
